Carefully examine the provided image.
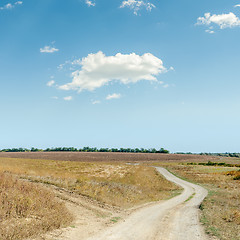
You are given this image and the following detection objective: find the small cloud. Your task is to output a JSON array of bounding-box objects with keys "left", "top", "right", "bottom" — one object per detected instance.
[
  {"left": 163, "top": 84, "right": 169, "bottom": 88},
  {"left": 15, "top": 1, "right": 23, "bottom": 5},
  {"left": 205, "top": 29, "right": 215, "bottom": 34},
  {"left": 0, "top": 1, "right": 22, "bottom": 10},
  {"left": 1, "top": 3, "right": 14, "bottom": 10},
  {"left": 92, "top": 100, "right": 101, "bottom": 104},
  {"left": 57, "top": 60, "right": 72, "bottom": 70},
  {"left": 59, "top": 51, "right": 166, "bottom": 92},
  {"left": 51, "top": 96, "right": 59, "bottom": 100},
  {"left": 196, "top": 12, "right": 240, "bottom": 29},
  {"left": 58, "top": 63, "right": 65, "bottom": 70},
  {"left": 106, "top": 93, "right": 121, "bottom": 100},
  {"left": 47, "top": 80, "right": 55, "bottom": 87},
  {"left": 63, "top": 96, "right": 73, "bottom": 101},
  {"left": 40, "top": 45, "right": 59, "bottom": 53},
  {"left": 234, "top": 4, "right": 240, "bottom": 7},
  {"left": 86, "top": 0, "right": 95, "bottom": 7},
  {"left": 120, "top": 0, "right": 155, "bottom": 15}
]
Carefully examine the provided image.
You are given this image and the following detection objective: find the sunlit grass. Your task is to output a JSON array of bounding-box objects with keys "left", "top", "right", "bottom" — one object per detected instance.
[
  {"left": 0, "top": 172, "right": 73, "bottom": 240},
  {"left": 0, "top": 157, "right": 180, "bottom": 208}
]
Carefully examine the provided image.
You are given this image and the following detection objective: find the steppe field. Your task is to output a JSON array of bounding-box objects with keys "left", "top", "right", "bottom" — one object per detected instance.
[{"left": 0, "top": 152, "right": 239, "bottom": 240}]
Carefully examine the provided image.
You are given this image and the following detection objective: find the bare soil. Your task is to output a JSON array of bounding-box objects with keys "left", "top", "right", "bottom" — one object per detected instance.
[{"left": 0, "top": 152, "right": 218, "bottom": 163}]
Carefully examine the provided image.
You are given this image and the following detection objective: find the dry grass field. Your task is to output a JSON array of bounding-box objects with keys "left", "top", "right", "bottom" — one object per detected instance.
[
  {"left": 0, "top": 152, "right": 239, "bottom": 240},
  {"left": 153, "top": 161, "right": 240, "bottom": 240},
  {"left": 0, "top": 157, "right": 180, "bottom": 208},
  {"left": 0, "top": 172, "right": 73, "bottom": 240},
  {"left": 0, "top": 154, "right": 183, "bottom": 239}
]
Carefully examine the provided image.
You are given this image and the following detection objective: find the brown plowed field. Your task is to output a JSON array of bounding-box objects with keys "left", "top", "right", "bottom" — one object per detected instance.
[{"left": 0, "top": 152, "right": 218, "bottom": 163}]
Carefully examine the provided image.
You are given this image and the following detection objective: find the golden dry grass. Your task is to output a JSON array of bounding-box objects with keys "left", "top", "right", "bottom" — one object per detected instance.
[
  {"left": 159, "top": 163, "right": 240, "bottom": 240},
  {"left": 0, "top": 157, "right": 180, "bottom": 208},
  {"left": 0, "top": 172, "right": 73, "bottom": 240},
  {"left": 226, "top": 169, "right": 240, "bottom": 180}
]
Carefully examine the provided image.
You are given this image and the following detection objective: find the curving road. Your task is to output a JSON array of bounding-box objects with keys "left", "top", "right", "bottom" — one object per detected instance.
[{"left": 87, "top": 167, "right": 209, "bottom": 240}]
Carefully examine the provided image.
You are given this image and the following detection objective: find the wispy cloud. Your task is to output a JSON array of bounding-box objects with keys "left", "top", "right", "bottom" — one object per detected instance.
[
  {"left": 59, "top": 51, "right": 166, "bottom": 92},
  {"left": 197, "top": 12, "right": 240, "bottom": 29},
  {"left": 47, "top": 80, "right": 55, "bottom": 87},
  {"left": 63, "top": 96, "right": 73, "bottom": 101},
  {"left": 40, "top": 45, "right": 59, "bottom": 53},
  {"left": 86, "top": 0, "right": 95, "bottom": 7},
  {"left": 205, "top": 29, "right": 215, "bottom": 34},
  {"left": 92, "top": 100, "right": 101, "bottom": 104},
  {"left": 0, "top": 1, "right": 22, "bottom": 10},
  {"left": 163, "top": 84, "right": 169, "bottom": 88},
  {"left": 106, "top": 93, "right": 121, "bottom": 100},
  {"left": 234, "top": 4, "right": 240, "bottom": 8},
  {"left": 120, "top": 0, "right": 155, "bottom": 15}
]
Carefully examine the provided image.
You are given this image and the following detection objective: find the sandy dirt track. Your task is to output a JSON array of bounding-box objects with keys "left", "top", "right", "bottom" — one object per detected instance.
[{"left": 86, "top": 167, "right": 209, "bottom": 240}]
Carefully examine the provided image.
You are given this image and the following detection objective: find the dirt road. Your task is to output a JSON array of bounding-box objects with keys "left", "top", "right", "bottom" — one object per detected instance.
[{"left": 87, "top": 167, "right": 209, "bottom": 240}]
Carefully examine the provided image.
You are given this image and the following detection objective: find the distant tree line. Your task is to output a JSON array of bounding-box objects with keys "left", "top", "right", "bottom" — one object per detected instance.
[
  {"left": 199, "top": 152, "right": 240, "bottom": 158},
  {"left": 0, "top": 147, "right": 170, "bottom": 154}
]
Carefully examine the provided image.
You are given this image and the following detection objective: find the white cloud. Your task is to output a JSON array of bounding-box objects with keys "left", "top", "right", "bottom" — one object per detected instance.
[
  {"left": 106, "top": 93, "right": 121, "bottom": 100},
  {"left": 63, "top": 96, "right": 73, "bottom": 101},
  {"left": 205, "top": 29, "right": 215, "bottom": 34},
  {"left": 92, "top": 100, "right": 101, "bottom": 104},
  {"left": 47, "top": 80, "right": 55, "bottom": 87},
  {"left": 86, "top": 0, "right": 95, "bottom": 7},
  {"left": 0, "top": 1, "right": 22, "bottom": 10},
  {"left": 120, "top": 0, "right": 155, "bottom": 15},
  {"left": 234, "top": 4, "right": 240, "bottom": 7},
  {"left": 57, "top": 60, "right": 74, "bottom": 70},
  {"left": 197, "top": 12, "right": 240, "bottom": 29},
  {"left": 40, "top": 45, "right": 59, "bottom": 53},
  {"left": 59, "top": 51, "right": 166, "bottom": 92},
  {"left": 163, "top": 84, "right": 169, "bottom": 88}
]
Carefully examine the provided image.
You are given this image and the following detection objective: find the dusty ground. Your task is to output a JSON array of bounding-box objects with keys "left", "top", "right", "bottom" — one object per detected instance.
[
  {"left": 30, "top": 184, "right": 123, "bottom": 240},
  {"left": 31, "top": 167, "right": 211, "bottom": 240},
  {"left": 30, "top": 181, "right": 160, "bottom": 240}
]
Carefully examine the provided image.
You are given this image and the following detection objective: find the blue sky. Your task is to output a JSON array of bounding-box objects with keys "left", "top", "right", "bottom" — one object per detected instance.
[{"left": 1, "top": 0, "right": 240, "bottom": 152}]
